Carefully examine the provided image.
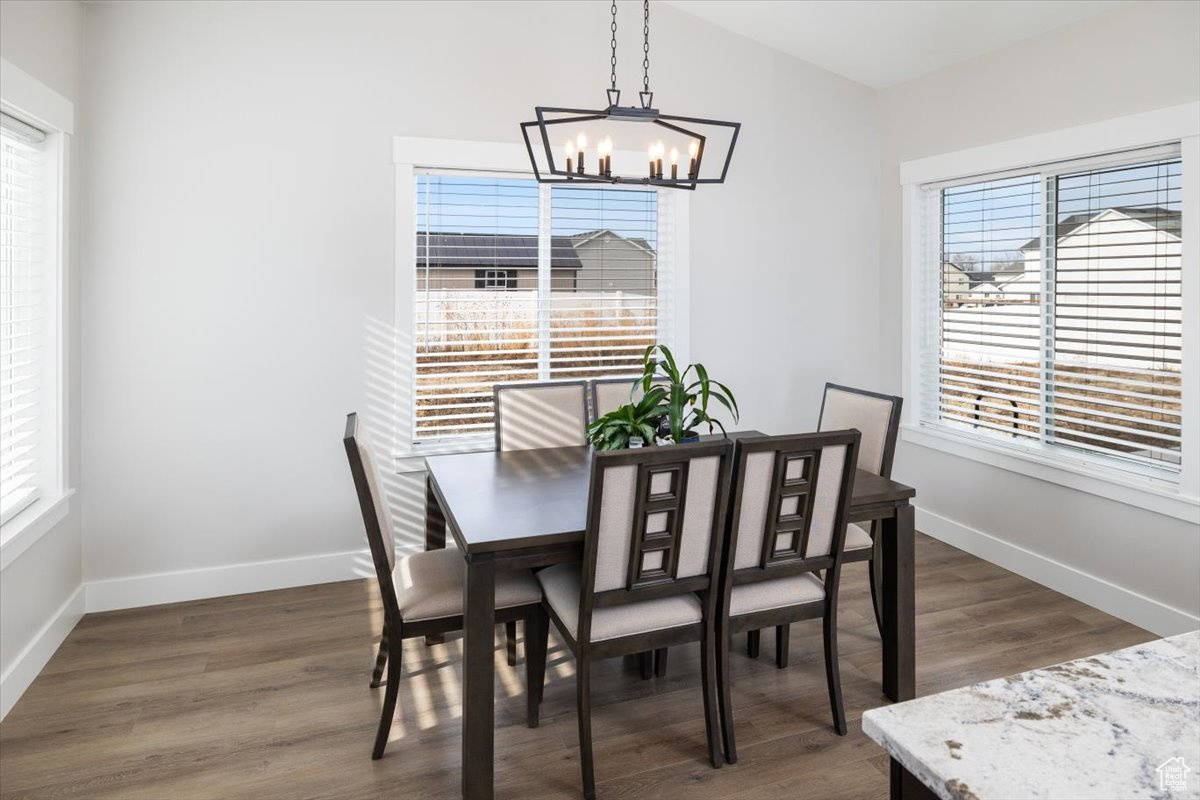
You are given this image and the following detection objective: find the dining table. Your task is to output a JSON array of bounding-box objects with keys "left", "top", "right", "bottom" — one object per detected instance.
[{"left": 422, "top": 433, "right": 918, "bottom": 799}]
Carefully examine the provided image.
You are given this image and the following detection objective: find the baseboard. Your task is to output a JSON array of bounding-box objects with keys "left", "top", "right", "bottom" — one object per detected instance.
[
  {"left": 85, "top": 548, "right": 373, "bottom": 613},
  {"left": 916, "top": 506, "right": 1199, "bottom": 637},
  {"left": 0, "top": 584, "right": 84, "bottom": 720}
]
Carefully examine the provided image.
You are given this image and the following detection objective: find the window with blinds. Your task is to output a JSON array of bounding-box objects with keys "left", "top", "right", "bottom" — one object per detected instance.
[
  {"left": 1, "top": 115, "right": 46, "bottom": 522},
  {"left": 924, "top": 148, "right": 1183, "bottom": 479},
  {"left": 413, "top": 174, "right": 668, "bottom": 444}
]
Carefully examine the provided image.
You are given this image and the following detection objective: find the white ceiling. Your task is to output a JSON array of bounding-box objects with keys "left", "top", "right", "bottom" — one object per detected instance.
[{"left": 662, "top": 0, "right": 1132, "bottom": 89}]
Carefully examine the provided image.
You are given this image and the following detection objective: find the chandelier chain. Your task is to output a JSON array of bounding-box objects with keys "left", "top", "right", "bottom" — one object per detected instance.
[
  {"left": 610, "top": 1, "right": 618, "bottom": 92},
  {"left": 642, "top": 0, "right": 650, "bottom": 93}
]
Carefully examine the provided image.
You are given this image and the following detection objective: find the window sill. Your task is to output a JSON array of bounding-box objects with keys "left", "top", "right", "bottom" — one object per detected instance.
[
  {"left": 900, "top": 424, "right": 1198, "bottom": 524},
  {"left": 393, "top": 439, "right": 495, "bottom": 473},
  {"left": 0, "top": 490, "right": 75, "bottom": 572}
]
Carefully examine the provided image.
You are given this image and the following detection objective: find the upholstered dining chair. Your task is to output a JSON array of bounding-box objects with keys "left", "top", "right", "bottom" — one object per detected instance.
[
  {"left": 744, "top": 383, "right": 903, "bottom": 662},
  {"left": 343, "top": 413, "right": 544, "bottom": 759},
  {"left": 492, "top": 379, "right": 590, "bottom": 661},
  {"left": 494, "top": 380, "right": 589, "bottom": 451},
  {"left": 528, "top": 440, "right": 735, "bottom": 799},
  {"left": 818, "top": 383, "right": 902, "bottom": 633},
  {"left": 717, "top": 430, "right": 861, "bottom": 764}
]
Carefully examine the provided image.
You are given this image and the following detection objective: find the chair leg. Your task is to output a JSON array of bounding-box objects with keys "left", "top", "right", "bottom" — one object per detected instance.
[
  {"left": 654, "top": 647, "right": 668, "bottom": 678},
  {"left": 823, "top": 606, "right": 848, "bottom": 736},
  {"left": 371, "top": 639, "right": 403, "bottom": 759},
  {"left": 700, "top": 627, "right": 723, "bottom": 769},
  {"left": 640, "top": 651, "right": 653, "bottom": 679},
  {"left": 746, "top": 629, "right": 760, "bottom": 659},
  {"left": 506, "top": 620, "right": 519, "bottom": 667},
  {"left": 526, "top": 607, "right": 549, "bottom": 728},
  {"left": 576, "top": 656, "right": 596, "bottom": 800},
  {"left": 717, "top": 621, "right": 737, "bottom": 764},
  {"left": 775, "top": 624, "right": 790, "bottom": 669},
  {"left": 370, "top": 622, "right": 389, "bottom": 688}
]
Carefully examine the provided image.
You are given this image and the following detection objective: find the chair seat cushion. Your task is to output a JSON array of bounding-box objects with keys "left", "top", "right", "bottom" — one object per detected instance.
[
  {"left": 537, "top": 563, "right": 703, "bottom": 643},
  {"left": 844, "top": 522, "right": 873, "bottom": 551},
  {"left": 729, "top": 573, "right": 824, "bottom": 617},
  {"left": 393, "top": 548, "right": 541, "bottom": 622}
]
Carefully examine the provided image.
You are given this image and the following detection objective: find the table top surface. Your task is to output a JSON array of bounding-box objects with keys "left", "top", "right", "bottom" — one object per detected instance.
[
  {"left": 426, "top": 436, "right": 916, "bottom": 555},
  {"left": 862, "top": 631, "right": 1200, "bottom": 800}
]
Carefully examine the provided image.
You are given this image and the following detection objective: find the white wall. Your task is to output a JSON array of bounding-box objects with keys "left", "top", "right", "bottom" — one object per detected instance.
[
  {"left": 79, "top": 1, "right": 879, "bottom": 601},
  {"left": 878, "top": 0, "right": 1200, "bottom": 634},
  {"left": 0, "top": 0, "right": 85, "bottom": 717}
]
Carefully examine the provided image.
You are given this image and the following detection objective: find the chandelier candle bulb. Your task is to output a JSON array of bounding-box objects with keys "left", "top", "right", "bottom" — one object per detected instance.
[
  {"left": 564, "top": 141, "right": 574, "bottom": 175},
  {"left": 670, "top": 148, "right": 679, "bottom": 179},
  {"left": 576, "top": 133, "right": 587, "bottom": 173},
  {"left": 655, "top": 141, "right": 663, "bottom": 179},
  {"left": 688, "top": 140, "right": 699, "bottom": 178}
]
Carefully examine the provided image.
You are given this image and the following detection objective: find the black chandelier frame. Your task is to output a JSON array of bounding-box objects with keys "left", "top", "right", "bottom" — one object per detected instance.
[{"left": 520, "top": 0, "right": 740, "bottom": 191}]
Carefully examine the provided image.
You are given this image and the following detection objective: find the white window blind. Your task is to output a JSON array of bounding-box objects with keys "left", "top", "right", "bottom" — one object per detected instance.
[
  {"left": 922, "top": 147, "right": 1183, "bottom": 479},
  {"left": 413, "top": 173, "right": 669, "bottom": 444},
  {"left": 0, "top": 115, "right": 46, "bottom": 521}
]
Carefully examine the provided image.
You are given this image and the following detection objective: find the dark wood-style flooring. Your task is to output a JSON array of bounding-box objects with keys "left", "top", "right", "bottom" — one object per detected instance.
[{"left": 0, "top": 534, "right": 1153, "bottom": 799}]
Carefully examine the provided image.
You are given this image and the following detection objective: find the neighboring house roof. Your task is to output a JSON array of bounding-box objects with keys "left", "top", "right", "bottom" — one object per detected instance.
[
  {"left": 415, "top": 232, "right": 582, "bottom": 270},
  {"left": 570, "top": 229, "right": 654, "bottom": 253},
  {"left": 1020, "top": 206, "right": 1181, "bottom": 251}
]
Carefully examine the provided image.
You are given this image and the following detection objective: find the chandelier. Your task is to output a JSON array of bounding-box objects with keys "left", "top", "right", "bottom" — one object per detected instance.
[{"left": 520, "top": 0, "right": 740, "bottom": 190}]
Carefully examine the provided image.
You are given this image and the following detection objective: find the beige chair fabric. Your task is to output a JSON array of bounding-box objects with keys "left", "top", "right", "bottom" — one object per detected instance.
[
  {"left": 496, "top": 383, "right": 588, "bottom": 451},
  {"left": 537, "top": 563, "right": 703, "bottom": 642},
  {"left": 393, "top": 549, "right": 542, "bottom": 622},
  {"left": 819, "top": 387, "right": 896, "bottom": 474},
  {"left": 844, "top": 522, "right": 873, "bottom": 551},
  {"left": 353, "top": 418, "right": 397, "bottom": 569},
  {"left": 728, "top": 573, "right": 824, "bottom": 617},
  {"left": 804, "top": 444, "right": 846, "bottom": 558}
]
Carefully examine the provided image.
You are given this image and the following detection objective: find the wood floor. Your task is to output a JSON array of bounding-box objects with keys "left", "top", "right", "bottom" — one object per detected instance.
[{"left": 0, "top": 534, "right": 1153, "bottom": 800}]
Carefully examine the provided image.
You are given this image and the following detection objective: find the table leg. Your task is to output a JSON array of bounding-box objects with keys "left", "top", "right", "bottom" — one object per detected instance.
[
  {"left": 425, "top": 475, "right": 447, "bottom": 646},
  {"left": 890, "top": 757, "right": 937, "bottom": 800},
  {"left": 461, "top": 558, "right": 496, "bottom": 800},
  {"left": 881, "top": 502, "right": 915, "bottom": 702}
]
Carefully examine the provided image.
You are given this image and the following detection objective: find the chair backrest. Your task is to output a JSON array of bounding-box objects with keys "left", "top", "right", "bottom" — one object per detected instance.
[
  {"left": 343, "top": 413, "right": 401, "bottom": 618},
  {"left": 818, "top": 383, "right": 902, "bottom": 477},
  {"left": 494, "top": 380, "right": 589, "bottom": 451},
  {"left": 578, "top": 440, "right": 734, "bottom": 641},
  {"left": 590, "top": 376, "right": 669, "bottom": 422},
  {"left": 721, "top": 431, "right": 861, "bottom": 598}
]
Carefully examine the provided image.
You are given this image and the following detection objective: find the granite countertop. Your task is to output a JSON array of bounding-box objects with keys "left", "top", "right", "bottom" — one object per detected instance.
[{"left": 862, "top": 631, "right": 1200, "bottom": 800}]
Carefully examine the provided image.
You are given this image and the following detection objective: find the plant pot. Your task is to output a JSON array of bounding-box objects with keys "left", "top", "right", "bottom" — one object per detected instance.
[{"left": 681, "top": 431, "right": 700, "bottom": 443}]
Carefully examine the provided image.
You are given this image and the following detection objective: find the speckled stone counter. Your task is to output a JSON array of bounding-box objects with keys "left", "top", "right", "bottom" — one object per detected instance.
[{"left": 863, "top": 631, "right": 1200, "bottom": 800}]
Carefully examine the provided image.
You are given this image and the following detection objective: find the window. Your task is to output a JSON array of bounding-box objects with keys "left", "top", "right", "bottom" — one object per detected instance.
[
  {"left": 412, "top": 173, "right": 670, "bottom": 444},
  {"left": 0, "top": 111, "right": 54, "bottom": 523},
  {"left": 920, "top": 146, "right": 1183, "bottom": 481},
  {"left": 475, "top": 269, "right": 516, "bottom": 289}
]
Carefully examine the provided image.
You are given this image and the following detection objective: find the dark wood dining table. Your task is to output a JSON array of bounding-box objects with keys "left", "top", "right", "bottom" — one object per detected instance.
[{"left": 423, "top": 436, "right": 917, "bottom": 800}]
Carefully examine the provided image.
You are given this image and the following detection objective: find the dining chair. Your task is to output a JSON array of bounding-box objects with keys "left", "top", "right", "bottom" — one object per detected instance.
[
  {"left": 343, "top": 413, "right": 545, "bottom": 759},
  {"left": 744, "top": 383, "right": 903, "bottom": 661},
  {"left": 528, "top": 440, "right": 735, "bottom": 799},
  {"left": 494, "top": 379, "right": 589, "bottom": 451},
  {"left": 589, "top": 375, "right": 669, "bottom": 422},
  {"left": 492, "top": 379, "right": 590, "bottom": 662},
  {"left": 717, "top": 430, "right": 861, "bottom": 764}
]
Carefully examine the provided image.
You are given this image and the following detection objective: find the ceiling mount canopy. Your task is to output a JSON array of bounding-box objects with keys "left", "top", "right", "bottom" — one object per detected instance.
[{"left": 521, "top": 0, "right": 741, "bottom": 190}]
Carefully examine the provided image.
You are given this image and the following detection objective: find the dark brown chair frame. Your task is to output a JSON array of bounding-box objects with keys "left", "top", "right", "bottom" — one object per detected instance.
[
  {"left": 343, "top": 413, "right": 544, "bottom": 759},
  {"left": 717, "top": 430, "right": 861, "bottom": 764},
  {"left": 529, "top": 440, "right": 735, "bottom": 800},
  {"left": 745, "top": 383, "right": 902, "bottom": 662}
]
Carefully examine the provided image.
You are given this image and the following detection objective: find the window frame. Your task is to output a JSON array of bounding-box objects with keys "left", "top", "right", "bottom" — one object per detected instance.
[
  {"left": 393, "top": 137, "right": 690, "bottom": 469},
  {"left": 0, "top": 58, "right": 73, "bottom": 548},
  {"left": 900, "top": 103, "right": 1200, "bottom": 523}
]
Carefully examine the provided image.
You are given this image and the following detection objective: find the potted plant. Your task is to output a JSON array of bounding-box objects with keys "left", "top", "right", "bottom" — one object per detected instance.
[
  {"left": 586, "top": 345, "right": 739, "bottom": 450},
  {"left": 587, "top": 384, "right": 667, "bottom": 450}
]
